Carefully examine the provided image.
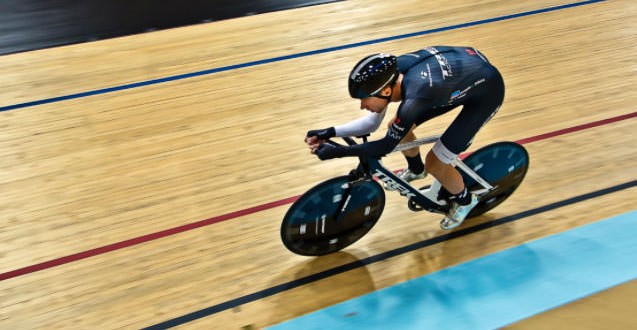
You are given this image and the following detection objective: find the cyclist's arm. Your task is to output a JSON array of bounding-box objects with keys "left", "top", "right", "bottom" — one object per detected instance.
[
  {"left": 340, "top": 99, "right": 427, "bottom": 157},
  {"left": 333, "top": 107, "right": 387, "bottom": 137}
]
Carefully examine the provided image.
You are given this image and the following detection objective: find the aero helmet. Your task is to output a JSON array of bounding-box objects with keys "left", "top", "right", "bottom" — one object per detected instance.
[{"left": 348, "top": 53, "right": 398, "bottom": 99}]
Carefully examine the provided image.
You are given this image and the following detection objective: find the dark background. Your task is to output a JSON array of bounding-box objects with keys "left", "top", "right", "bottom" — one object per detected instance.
[{"left": 0, "top": 0, "right": 341, "bottom": 55}]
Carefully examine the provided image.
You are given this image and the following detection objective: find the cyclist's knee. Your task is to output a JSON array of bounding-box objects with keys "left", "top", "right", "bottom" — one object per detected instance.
[
  {"left": 399, "top": 129, "right": 419, "bottom": 156},
  {"left": 427, "top": 139, "right": 458, "bottom": 166},
  {"left": 404, "top": 128, "right": 417, "bottom": 141}
]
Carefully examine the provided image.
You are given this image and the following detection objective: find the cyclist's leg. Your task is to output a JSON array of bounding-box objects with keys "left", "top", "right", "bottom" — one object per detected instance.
[
  {"left": 432, "top": 67, "right": 504, "bottom": 229},
  {"left": 387, "top": 116, "right": 425, "bottom": 179},
  {"left": 426, "top": 66, "right": 505, "bottom": 195},
  {"left": 425, "top": 150, "right": 464, "bottom": 193},
  {"left": 387, "top": 116, "right": 419, "bottom": 156}
]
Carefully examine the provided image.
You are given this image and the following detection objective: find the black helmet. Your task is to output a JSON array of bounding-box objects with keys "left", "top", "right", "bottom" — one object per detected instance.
[{"left": 348, "top": 53, "right": 398, "bottom": 99}]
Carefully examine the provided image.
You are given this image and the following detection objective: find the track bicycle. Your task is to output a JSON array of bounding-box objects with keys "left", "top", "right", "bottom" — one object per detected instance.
[{"left": 281, "top": 135, "right": 529, "bottom": 256}]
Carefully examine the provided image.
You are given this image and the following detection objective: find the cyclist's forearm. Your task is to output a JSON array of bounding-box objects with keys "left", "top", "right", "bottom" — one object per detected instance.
[
  {"left": 342, "top": 136, "right": 398, "bottom": 158},
  {"left": 334, "top": 107, "right": 387, "bottom": 137}
]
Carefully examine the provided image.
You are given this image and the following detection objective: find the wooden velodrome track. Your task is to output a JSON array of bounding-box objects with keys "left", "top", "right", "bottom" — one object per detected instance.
[{"left": 1, "top": 0, "right": 635, "bottom": 328}]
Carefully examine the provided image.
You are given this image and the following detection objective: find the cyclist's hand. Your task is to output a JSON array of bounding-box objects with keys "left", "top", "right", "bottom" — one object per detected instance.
[
  {"left": 306, "top": 127, "right": 335, "bottom": 141},
  {"left": 305, "top": 127, "right": 334, "bottom": 152},
  {"left": 305, "top": 135, "right": 323, "bottom": 149},
  {"left": 314, "top": 143, "right": 345, "bottom": 160}
]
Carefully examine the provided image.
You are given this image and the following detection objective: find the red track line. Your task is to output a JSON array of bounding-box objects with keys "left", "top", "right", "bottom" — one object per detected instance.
[
  {"left": 1, "top": 111, "right": 635, "bottom": 282},
  {"left": 516, "top": 112, "right": 636, "bottom": 144},
  {"left": 0, "top": 196, "right": 299, "bottom": 281}
]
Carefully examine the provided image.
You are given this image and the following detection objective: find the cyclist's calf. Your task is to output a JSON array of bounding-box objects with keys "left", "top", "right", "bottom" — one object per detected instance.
[{"left": 425, "top": 150, "right": 465, "bottom": 195}]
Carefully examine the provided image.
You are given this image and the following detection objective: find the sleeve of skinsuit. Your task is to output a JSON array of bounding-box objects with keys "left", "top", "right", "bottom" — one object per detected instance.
[
  {"left": 333, "top": 107, "right": 387, "bottom": 137},
  {"left": 340, "top": 98, "right": 430, "bottom": 158}
]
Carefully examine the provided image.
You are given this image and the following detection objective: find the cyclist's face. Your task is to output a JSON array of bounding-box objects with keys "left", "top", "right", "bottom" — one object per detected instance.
[
  {"left": 359, "top": 96, "right": 388, "bottom": 113},
  {"left": 359, "top": 85, "right": 393, "bottom": 112}
]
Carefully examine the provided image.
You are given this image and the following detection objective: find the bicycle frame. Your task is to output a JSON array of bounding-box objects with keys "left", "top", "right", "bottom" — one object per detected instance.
[{"left": 346, "top": 135, "right": 495, "bottom": 214}]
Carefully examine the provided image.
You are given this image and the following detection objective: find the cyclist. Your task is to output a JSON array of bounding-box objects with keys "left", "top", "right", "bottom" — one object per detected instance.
[{"left": 304, "top": 46, "right": 504, "bottom": 230}]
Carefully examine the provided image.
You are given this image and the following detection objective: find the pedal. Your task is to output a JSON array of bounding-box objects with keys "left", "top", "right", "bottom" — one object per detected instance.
[{"left": 407, "top": 198, "right": 425, "bottom": 212}]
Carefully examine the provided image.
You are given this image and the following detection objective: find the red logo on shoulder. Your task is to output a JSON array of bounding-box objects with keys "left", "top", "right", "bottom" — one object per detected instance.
[{"left": 465, "top": 48, "right": 476, "bottom": 55}]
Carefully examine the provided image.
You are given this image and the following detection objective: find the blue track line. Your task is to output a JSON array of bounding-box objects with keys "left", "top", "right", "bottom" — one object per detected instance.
[{"left": 0, "top": 0, "right": 605, "bottom": 113}]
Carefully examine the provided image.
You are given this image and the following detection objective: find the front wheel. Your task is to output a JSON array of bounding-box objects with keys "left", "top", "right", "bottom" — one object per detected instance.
[
  {"left": 461, "top": 141, "right": 530, "bottom": 218},
  {"left": 281, "top": 176, "right": 385, "bottom": 256}
]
